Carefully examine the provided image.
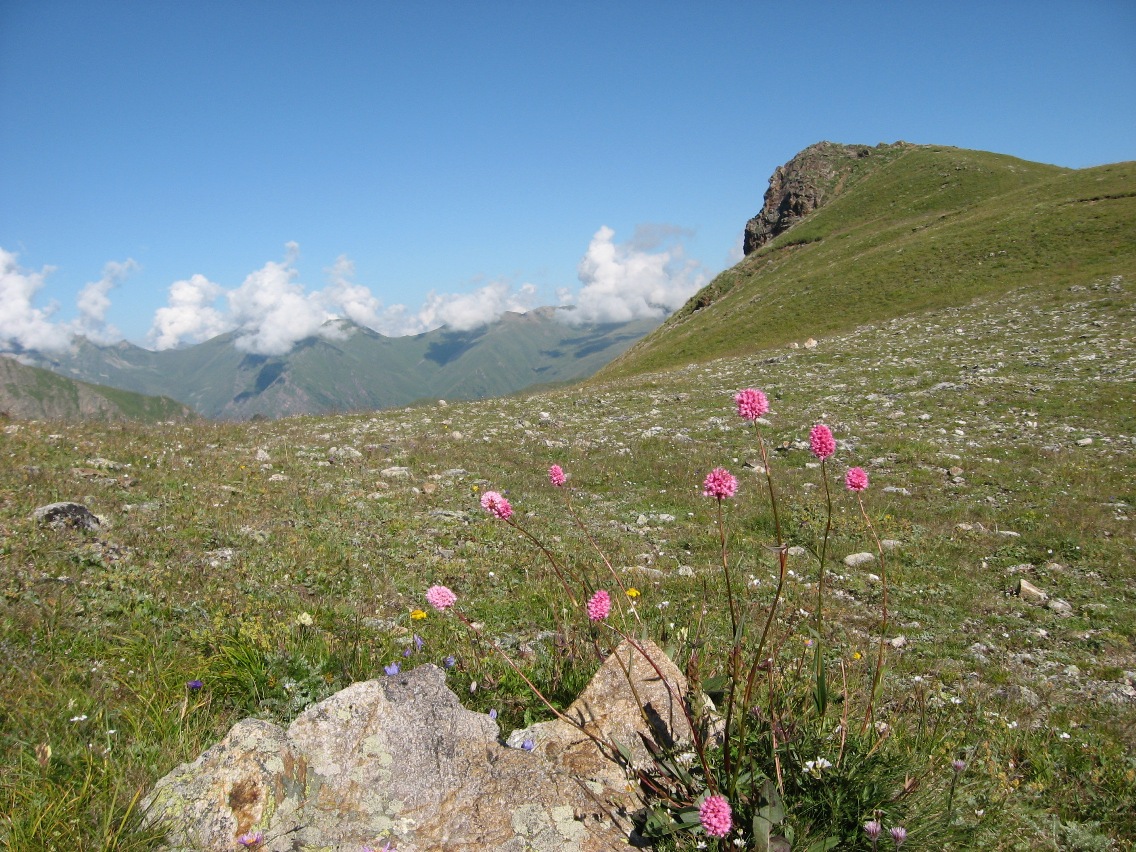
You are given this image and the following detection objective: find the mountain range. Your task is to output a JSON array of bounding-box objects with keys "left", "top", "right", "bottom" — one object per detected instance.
[{"left": 7, "top": 308, "right": 659, "bottom": 420}]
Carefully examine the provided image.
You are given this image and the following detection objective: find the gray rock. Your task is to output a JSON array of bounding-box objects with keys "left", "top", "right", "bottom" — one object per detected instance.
[
  {"left": 843, "top": 552, "right": 875, "bottom": 568},
  {"left": 32, "top": 502, "right": 104, "bottom": 531},
  {"left": 1047, "top": 598, "right": 1074, "bottom": 617},
  {"left": 380, "top": 466, "right": 411, "bottom": 479},
  {"left": 145, "top": 640, "right": 688, "bottom": 851}
]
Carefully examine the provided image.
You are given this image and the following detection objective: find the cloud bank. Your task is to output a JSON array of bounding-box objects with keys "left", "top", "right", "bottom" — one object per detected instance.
[
  {"left": 0, "top": 249, "right": 139, "bottom": 351},
  {"left": 564, "top": 225, "right": 707, "bottom": 325},
  {"left": 2, "top": 227, "right": 708, "bottom": 356}
]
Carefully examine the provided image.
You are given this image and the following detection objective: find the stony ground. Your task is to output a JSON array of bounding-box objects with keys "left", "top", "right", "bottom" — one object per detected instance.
[{"left": 2, "top": 276, "right": 1133, "bottom": 849}]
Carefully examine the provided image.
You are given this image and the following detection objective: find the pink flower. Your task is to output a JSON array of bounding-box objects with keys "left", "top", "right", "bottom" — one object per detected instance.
[
  {"left": 426, "top": 585, "right": 457, "bottom": 611},
  {"left": 734, "top": 388, "right": 769, "bottom": 421},
  {"left": 890, "top": 826, "right": 907, "bottom": 847},
  {"left": 699, "top": 793, "right": 732, "bottom": 838},
  {"left": 845, "top": 466, "right": 869, "bottom": 492},
  {"left": 586, "top": 590, "right": 611, "bottom": 622},
  {"left": 809, "top": 423, "right": 835, "bottom": 460},
  {"left": 236, "top": 832, "right": 264, "bottom": 848},
  {"left": 480, "top": 490, "right": 513, "bottom": 520},
  {"left": 702, "top": 467, "right": 738, "bottom": 500},
  {"left": 548, "top": 464, "right": 567, "bottom": 487}
]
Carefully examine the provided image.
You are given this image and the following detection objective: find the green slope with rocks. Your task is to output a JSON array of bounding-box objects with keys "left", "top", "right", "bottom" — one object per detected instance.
[{"left": 600, "top": 143, "right": 1135, "bottom": 379}]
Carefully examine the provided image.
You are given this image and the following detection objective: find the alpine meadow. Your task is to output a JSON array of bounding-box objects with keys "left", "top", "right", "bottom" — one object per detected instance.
[{"left": 2, "top": 142, "right": 1134, "bottom": 851}]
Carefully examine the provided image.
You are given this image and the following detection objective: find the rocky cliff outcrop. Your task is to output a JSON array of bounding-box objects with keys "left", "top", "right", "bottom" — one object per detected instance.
[{"left": 743, "top": 141, "right": 913, "bottom": 255}]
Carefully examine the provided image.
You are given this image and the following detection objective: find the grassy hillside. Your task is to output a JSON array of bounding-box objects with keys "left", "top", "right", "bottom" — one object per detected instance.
[
  {"left": 600, "top": 147, "right": 1135, "bottom": 378},
  {"left": 0, "top": 356, "right": 194, "bottom": 422}
]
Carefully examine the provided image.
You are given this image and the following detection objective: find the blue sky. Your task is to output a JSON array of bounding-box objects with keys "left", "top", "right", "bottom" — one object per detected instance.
[{"left": 2, "top": 1, "right": 1133, "bottom": 353}]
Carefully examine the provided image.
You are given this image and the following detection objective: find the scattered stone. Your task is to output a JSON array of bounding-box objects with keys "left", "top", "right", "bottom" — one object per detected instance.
[
  {"left": 787, "top": 546, "right": 808, "bottom": 558},
  {"left": 843, "top": 552, "right": 875, "bottom": 568},
  {"left": 32, "top": 502, "right": 104, "bottom": 531},
  {"left": 267, "top": 473, "right": 288, "bottom": 482},
  {"left": 676, "top": 565, "right": 696, "bottom": 577},
  {"left": 255, "top": 448, "right": 270, "bottom": 462},
  {"left": 86, "top": 457, "right": 125, "bottom": 471},
  {"left": 804, "top": 337, "right": 818, "bottom": 349},
  {"left": 888, "top": 635, "right": 907, "bottom": 649},
  {"left": 883, "top": 486, "right": 911, "bottom": 495},
  {"left": 881, "top": 539, "right": 902, "bottom": 551},
  {"left": 379, "top": 466, "right": 411, "bottom": 479},
  {"left": 1016, "top": 579, "right": 1049, "bottom": 604},
  {"left": 998, "top": 684, "right": 1040, "bottom": 708},
  {"left": 1075, "top": 437, "right": 1093, "bottom": 446},
  {"left": 1047, "top": 598, "right": 1074, "bottom": 617}
]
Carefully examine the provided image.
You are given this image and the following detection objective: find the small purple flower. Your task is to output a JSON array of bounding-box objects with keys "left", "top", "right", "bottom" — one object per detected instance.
[
  {"left": 522, "top": 737, "right": 535, "bottom": 751},
  {"left": 384, "top": 662, "right": 400, "bottom": 676},
  {"left": 236, "top": 831, "right": 264, "bottom": 848},
  {"left": 413, "top": 634, "right": 424, "bottom": 651},
  {"left": 952, "top": 758, "right": 967, "bottom": 773},
  {"left": 864, "top": 820, "right": 882, "bottom": 851},
  {"left": 488, "top": 708, "right": 498, "bottom": 720},
  {"left": 890, "top": 826, "right": 907, "bottom": 848},
  {"left": 443, "top": 655, "right": 456, "bottom": 669},
  {"left": 402, "top": 647, "right": 412, "bottom": 658},
  {"left": 186, "top": 679, "right": 203, "bottom": 691}
]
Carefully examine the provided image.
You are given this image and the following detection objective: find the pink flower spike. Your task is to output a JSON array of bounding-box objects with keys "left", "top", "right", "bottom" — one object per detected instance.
[
  {"left": 586, "top": 589, "right": 611, "bottom": 622},
  {"left": 845, "top": 466, "right": 869, "bottom": 492},
  {"left": 548, "top": 464, "right": 567, "bottom": 487},
  {"left": 702, "top": 467, "right": 738, "bottom": 500},
  {"left": 426, "top": 585, "right": 457, "bottom": 611},
  {"left": 479, "top": 490, "right": 513, "bottom": 520},
  {"left": 699, "top": 793, "right": 733, "bottom": 838},
  {"left": 809, "top": 423, "right": 836, "bottom": 460},
  {"left": 734, "top": 388, "right": 769, "bottom": 420}
]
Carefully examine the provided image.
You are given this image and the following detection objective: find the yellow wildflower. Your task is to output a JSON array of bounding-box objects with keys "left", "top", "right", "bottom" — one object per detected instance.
[
  {"left": 626, "top": 588, "right": 641, "bottom": 599},
  {"left": 852, "top": 651, "right": 862, "bottom": 660},
  {"left": 410, "top": 609, "right": 428, "bottom": 621}
]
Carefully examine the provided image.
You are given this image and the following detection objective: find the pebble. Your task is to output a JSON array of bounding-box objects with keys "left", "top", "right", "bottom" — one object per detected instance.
[{"left": 844, "top": 552, "right": 875, "bottom": 567}]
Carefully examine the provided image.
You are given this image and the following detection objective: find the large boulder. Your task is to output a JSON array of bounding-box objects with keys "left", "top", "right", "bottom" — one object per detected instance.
[{"left": 144, "top": 639, "right": 690, "bottom": 851}]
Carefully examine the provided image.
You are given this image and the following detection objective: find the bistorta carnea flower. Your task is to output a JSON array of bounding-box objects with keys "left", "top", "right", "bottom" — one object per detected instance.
[
  {"left": 809, "top": 423, "right": 835, "bottom": 459},
  {"left": 548, "top": 464, "right": 567, "bottom": 487},
  {"left": 586, "top": 589, "right": 612, "bottom": 621},
  {"left": 845, "top": 466, "right": 869, "bottom": 492},
  {"left": 426, "top": 584, "right": 457, "bottom": 611},
  {"left": 480, "top": 490, "right": 513, "bottom": 519},
  {"left": 699, "top": 793, "right": 733, "bottom": 838},
  {"left": 734, "top": 388, "right": 769, "bottom": 420},
  {"left": 702, "top": 467, "right": 738, "bottom": 499}
]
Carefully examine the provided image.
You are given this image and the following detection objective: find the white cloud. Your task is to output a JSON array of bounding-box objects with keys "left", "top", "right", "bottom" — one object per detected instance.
[
  {"left": 227, "top": 243, "right": 331, "bottom": 355},
  {"left": 565, "top": 225, "right": 707, "bottom": 325},
  {"left": 74, "top": 258, "right": 138, "bottom": 345},
  {"left": 0, "top": 248, "right": 71, "bottom": 351},
  {"left": 147, "top": 274, "right": 232, "bottom": 350},
  {"left": 404, "top": 280, "right": 537, "bottom": 334}
]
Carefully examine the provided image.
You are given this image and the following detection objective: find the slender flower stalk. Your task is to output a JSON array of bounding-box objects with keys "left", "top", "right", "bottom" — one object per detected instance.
[
  {"left": 811, "top": 425, "right": 836, "bottom": 717},
  {"left": 848, "top": 469, "right": 890, "bottom": 735}
]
